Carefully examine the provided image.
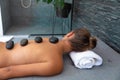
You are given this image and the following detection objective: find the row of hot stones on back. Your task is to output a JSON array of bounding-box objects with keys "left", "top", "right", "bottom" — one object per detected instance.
[{"left": 6, "top": 36, "right": 59, "bottom": 50}]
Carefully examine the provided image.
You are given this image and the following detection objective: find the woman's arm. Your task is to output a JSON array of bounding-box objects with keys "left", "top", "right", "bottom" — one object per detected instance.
[{"left": 0, "top": 62, "right": 61, "bottom": 79}]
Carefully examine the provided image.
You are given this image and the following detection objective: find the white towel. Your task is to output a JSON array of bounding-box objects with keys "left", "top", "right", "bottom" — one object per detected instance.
[{"left": 69, "top": 50, "right": 103, "bottom": 69}]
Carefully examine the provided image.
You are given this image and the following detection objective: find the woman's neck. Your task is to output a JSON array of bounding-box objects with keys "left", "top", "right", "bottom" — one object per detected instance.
[{"left": 59, "top": 39, "right": 72, "bottom": 54}]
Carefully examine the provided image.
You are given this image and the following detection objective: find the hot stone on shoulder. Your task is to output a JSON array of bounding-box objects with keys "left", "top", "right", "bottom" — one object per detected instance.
[
  {"left": 49, "top": 37, "right": 59, "bottom": 44},
  {"left": 34, "top": 37, "right": 43, "bottom": 43}
]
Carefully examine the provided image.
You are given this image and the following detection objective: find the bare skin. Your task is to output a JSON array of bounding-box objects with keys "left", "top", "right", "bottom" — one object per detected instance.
[{"left": 0, "top": 32, "right": 73, "bottom": 79}]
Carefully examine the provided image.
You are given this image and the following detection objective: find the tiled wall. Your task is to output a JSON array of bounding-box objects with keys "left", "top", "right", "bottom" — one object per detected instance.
[
  {"left": 73, "top": 0, "right": 120, "bottom": 52},
  {"left": 0, "top": 0, "right": 11, "bottom": 34}
]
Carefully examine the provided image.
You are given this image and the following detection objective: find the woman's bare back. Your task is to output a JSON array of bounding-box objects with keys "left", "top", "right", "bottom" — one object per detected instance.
[{"left": 0, "top": 38, "right": 64, "bottom": 68}]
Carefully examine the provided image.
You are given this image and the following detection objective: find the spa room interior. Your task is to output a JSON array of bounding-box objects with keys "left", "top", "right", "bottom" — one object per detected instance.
[{"left": 0, "top": 0, "right": 120, "bottom": 80}]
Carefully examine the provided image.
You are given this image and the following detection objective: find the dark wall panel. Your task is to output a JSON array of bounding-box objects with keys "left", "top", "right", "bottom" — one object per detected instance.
[{"left": 73, "top": 0, "right": 120, "bottom": 52}]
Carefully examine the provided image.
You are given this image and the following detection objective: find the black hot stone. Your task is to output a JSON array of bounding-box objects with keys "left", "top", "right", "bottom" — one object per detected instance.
[
  {"left": 6, "top": 40, "right": 14, "bottom": 50},
  {"left": 20, "top": 39, "right": 28, "bottom": 46},
  {"left": 49, "top": 37, "right": 59, "bottom": 44},
  {"left": 35, "top": 37, "right": 42, "bottom": 43}
]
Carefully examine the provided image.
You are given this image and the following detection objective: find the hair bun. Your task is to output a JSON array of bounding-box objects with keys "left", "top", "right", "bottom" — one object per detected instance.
[{"left": 89, "top": 37, "right": 97, "bottom": 49}]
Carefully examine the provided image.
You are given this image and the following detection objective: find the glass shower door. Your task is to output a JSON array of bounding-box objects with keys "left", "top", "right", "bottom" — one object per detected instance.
[{"left": 1, "top": 0, "right": 72, "bottom": 36}]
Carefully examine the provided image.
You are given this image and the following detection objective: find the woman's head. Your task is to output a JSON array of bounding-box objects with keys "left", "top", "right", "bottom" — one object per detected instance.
[{"left": 68, "top": 28, "right": 97, "bottom": 52}]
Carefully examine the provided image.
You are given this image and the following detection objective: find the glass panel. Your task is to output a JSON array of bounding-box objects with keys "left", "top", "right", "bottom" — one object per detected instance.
[{"left": 0, "top": 0, "right": 72, "bottom": 36}]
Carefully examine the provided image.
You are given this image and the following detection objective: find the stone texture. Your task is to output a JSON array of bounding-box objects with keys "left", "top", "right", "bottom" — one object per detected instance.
[{"left": 73, "top": 0, "right": 120, "bottom": 53}]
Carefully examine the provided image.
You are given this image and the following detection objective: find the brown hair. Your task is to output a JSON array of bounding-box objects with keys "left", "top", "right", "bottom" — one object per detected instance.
[{"left": 69, "top": 28, "right": 97, "bottom": 52}]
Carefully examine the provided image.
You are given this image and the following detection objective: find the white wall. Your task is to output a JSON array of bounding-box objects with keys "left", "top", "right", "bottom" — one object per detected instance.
[{"left": 0, "top": 6, "right": 3, "bottom": 36}]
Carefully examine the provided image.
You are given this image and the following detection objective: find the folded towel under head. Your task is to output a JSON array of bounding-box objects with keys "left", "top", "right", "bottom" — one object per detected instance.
[{"left": 69, "top": 50, "right": 103, "bottom": 69}]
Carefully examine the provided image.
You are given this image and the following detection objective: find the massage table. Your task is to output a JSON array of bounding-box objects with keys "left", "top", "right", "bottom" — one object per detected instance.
[{"left": 10, "top": 38, "right": 120, "bottom": 80}]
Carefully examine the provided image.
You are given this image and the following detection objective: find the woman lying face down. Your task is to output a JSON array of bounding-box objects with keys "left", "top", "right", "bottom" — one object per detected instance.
[{"left": 0, "top": 28, "right": 96, "bottom": 79}]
